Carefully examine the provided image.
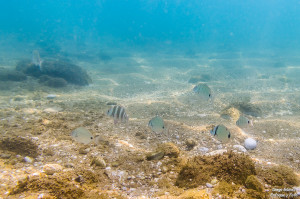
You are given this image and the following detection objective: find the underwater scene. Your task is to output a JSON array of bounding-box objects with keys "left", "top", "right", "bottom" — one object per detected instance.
[{"left": 1, "top": 0, "right": 300, "bottom": 198}]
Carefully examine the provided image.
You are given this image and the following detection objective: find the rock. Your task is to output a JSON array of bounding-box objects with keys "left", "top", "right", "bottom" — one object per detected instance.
[
  {"left": 79, "top": 147, "right": 90, "bottom": 155},
  {"left": 157, "top": 142, "right": 180, "bottom": 158},
  {"left": 0, "top": 153, "right": 11, "bottom": 159},
  {"left": 233, "top": 145, "right": 247, "bottom": 153},
  {"left": 24, "top": 156, "right": 34, "bottom": 163},
  {"left": 245, "top": 175, "right": 264, "bottom": 192},
  {"left": 46, "top": 94, "right": 57, "bottom": 100},
  {"left": 44, "top": 107, "right": 63, "bottom": 113},
  {"left": 106, "top": 102, "right": 117, "bottom": 105},
  {"left": 146, "top": 151, "right": 165, "bottom": 161},
  {"left": 198, "top": 147, "right": 209, "bottom": 154},
  {"left": 39, "top": 75, "right": 68, "bottom": 88},
  {"left": 16, "top": 59, "right": 92, "bottom": 86},
  {"left": 75, "top": 175, "right": 84, "bottom": 183},
  {"left": 230, "top": 102, "right": 262, "bottom": 117},
  {"left": 206, "top": 149, "right": 227, "bottom": 156},
  {"left": 220, "top": 107, "right": 240, "bottom": 121},
  {"left": 43, "top": 164, "right": 63, "bottom": 175},
  {"left": 211, "top": 179, "right": 218, "bottom": 185},
  {"left": 206, "top": 183, "right": 213, "bottom": 188},
  {"left": 91, "top": 157, "right": 106, "bottom": 168},
  {"left": 244, "top": 138, "right": 257, "bottom": 150},
  {"left": 0, "top": 68, "right": 27, "bottom": 82},
  {"left": 186, "top": 138, "right": 197, "bottom": 150}
]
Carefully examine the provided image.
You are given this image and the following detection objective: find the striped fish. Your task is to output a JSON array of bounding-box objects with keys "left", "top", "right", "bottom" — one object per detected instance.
[
  {"left": 193, "top": 83, "right": 212, "bottom": 101},
  {"left": 107, "top": 105, "right": 128, "bottom": 124},
  {"left": 210, "top": 124, "right": 231, "bottom": 142}
]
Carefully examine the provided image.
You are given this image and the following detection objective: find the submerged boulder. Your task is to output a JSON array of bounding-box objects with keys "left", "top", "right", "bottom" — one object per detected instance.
[{"left": 16, "top": 59, "right": 91, "bottom": 86}]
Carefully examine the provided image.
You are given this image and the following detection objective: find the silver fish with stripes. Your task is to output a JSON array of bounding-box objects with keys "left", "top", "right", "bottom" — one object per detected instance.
[
  {"left": 193, "top": 83, "right": 212, "bottom": 101},
  {"left": 210, "top": 124, "right": 231, "bottom": 142},
  {"left": 107, "top": 105, "right": 129, "bottom": 124}
]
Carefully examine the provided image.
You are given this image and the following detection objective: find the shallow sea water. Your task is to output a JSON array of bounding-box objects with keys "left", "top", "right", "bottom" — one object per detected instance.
[{"left": 0, "top": 48, "right": 300, "bottom": 198}]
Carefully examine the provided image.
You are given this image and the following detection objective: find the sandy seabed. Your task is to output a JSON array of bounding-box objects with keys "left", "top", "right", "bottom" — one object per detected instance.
[{"left": 0, "top": 52, "right": 300, "bottom": 198}]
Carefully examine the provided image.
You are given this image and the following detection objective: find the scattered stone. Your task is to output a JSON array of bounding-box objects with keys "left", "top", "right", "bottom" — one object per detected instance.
[
  {"left": 91, "top": 157, "right": 106, "bottom": 168},
  {"left": 146, "top": 151, "right": 165, "bottom": 161},
  {"left": 233, "top": 145, "right": 247, "bottom": 153},
  {"left": 46, "top": 94, "right": 57, "bottom": 100},
  {"left": 0, "top": 153, "right": 12, "bottom": 159},
  {"left": 44, "top": 107, "right": 63, "bottom": 113},
  {"left": 106, "top": 102, "right": 117, "bottom": 105},
  {"left": 24, "top": 156, "right": 34, "bottom": 163},
  {"left": 211, "top": 179, "right": 218, "bottom": 185},
  {"left": 198, "top": 147, "right": 209, "bottom": 154},
  {"left": 186, "top": 138, "right": 196, "bottom": 150},
  {"left": 79, "top": 147, "right": 90, "bottom": 155},
  {"left": 43, "top": 164, "right": 63, "bottom": 175},
  {"left": 206, "top": 149, "right": 227, "bottom": 156},
  {"left": 75, "top": 175, "right": 84, "bottom": 183},
  {"left": 244, "top": 138, "right": 257, "bottom": 150},
  {"left": 64, "top": 163, "right": 75, "bottom": 168}
]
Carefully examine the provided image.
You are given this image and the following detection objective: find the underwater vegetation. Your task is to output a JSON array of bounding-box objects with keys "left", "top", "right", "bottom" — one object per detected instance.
[
  {"left": 0, "top": 136, "right": 39, "bottom": 158},
  {"left": 175, "top": 151, "right": 256, "bottom": 188}
]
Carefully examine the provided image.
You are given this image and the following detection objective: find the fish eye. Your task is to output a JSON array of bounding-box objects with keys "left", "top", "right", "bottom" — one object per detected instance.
[
  {"left": 162, "top": 126, "right": 164, "bottom": 129},
  {"left": 91, "top": 137, "right": 93, "bottom": 139},
  {"left": 248, "top": 121, "right": 250, "bottom": 124},
  {"left": 209, "top": 94, "right": 211, "bottom": 97}
]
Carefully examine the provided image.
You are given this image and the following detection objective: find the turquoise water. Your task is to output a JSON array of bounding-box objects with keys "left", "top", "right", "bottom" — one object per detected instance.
[{"left": 0, "top": 1, "right": 300, "bottom": 198}]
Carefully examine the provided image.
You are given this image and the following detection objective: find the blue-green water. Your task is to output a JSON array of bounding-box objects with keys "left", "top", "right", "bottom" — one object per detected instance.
[{"left": 0, "top": 1, "right": 300, "bottom": 198}]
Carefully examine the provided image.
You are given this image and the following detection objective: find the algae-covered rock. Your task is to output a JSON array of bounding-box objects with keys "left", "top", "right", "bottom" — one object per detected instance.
[
  {"left": 220, "top": 107, "right": 240, "bottom": 121},
  {"left": 146, "top": 151, "right": 165, "bottom": 160},
  {"left": 16, "top": 59, "right": 91, "bottom": 86},
  {"left": 176, "top": 151, "right": 256, "bottom": 188},
  {"left": 259, "top": 165, "right": 299, "bottom": 187},
  {"left": 213, "top": 181, "right": 239, "bottom": 197},
  {"left": 157, "top": 142, "right": 180, "bottom": 158},
  {"left": 229, "top": 102, "right": 262, "bottom": 117},
  {"left": 0, "top": 136, "right": 39, "bottom": 158},
  {"left": 245, "top": 175, "right": 264, "bottom": 192}
]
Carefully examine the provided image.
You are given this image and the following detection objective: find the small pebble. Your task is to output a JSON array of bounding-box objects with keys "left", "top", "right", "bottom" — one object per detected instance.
[
  {"left": 206, "top": 183, "right": 213, "bottom": 188},
  {"left": 75, "top": 175, "right": 84, "bottom": 183},
  {"left": 43, "top": 164, "right": 63, "bottom": 175},
  {"left": 244, "top": 138, "right": 257, "bottom": 150},
  {"left": 211, "top": 179, "right": 218, "bottom": 185},
  {"left": 233, "top": 145, "right": 247, "bottom": 153},
  {"left": 0, "top": 154, "right": 11, "bottom": 159},
  {"left": 24, "top": 156, "right": 34, "bottom": 163},
  {"left": 91, "top": 157, "right": 106, "bottom": 168},
  {"left": 186, "top": 138, "right": 196, "bottom": 150},
  {"left": 46, "top": 94, "right": 57, "bottom": 100}
]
